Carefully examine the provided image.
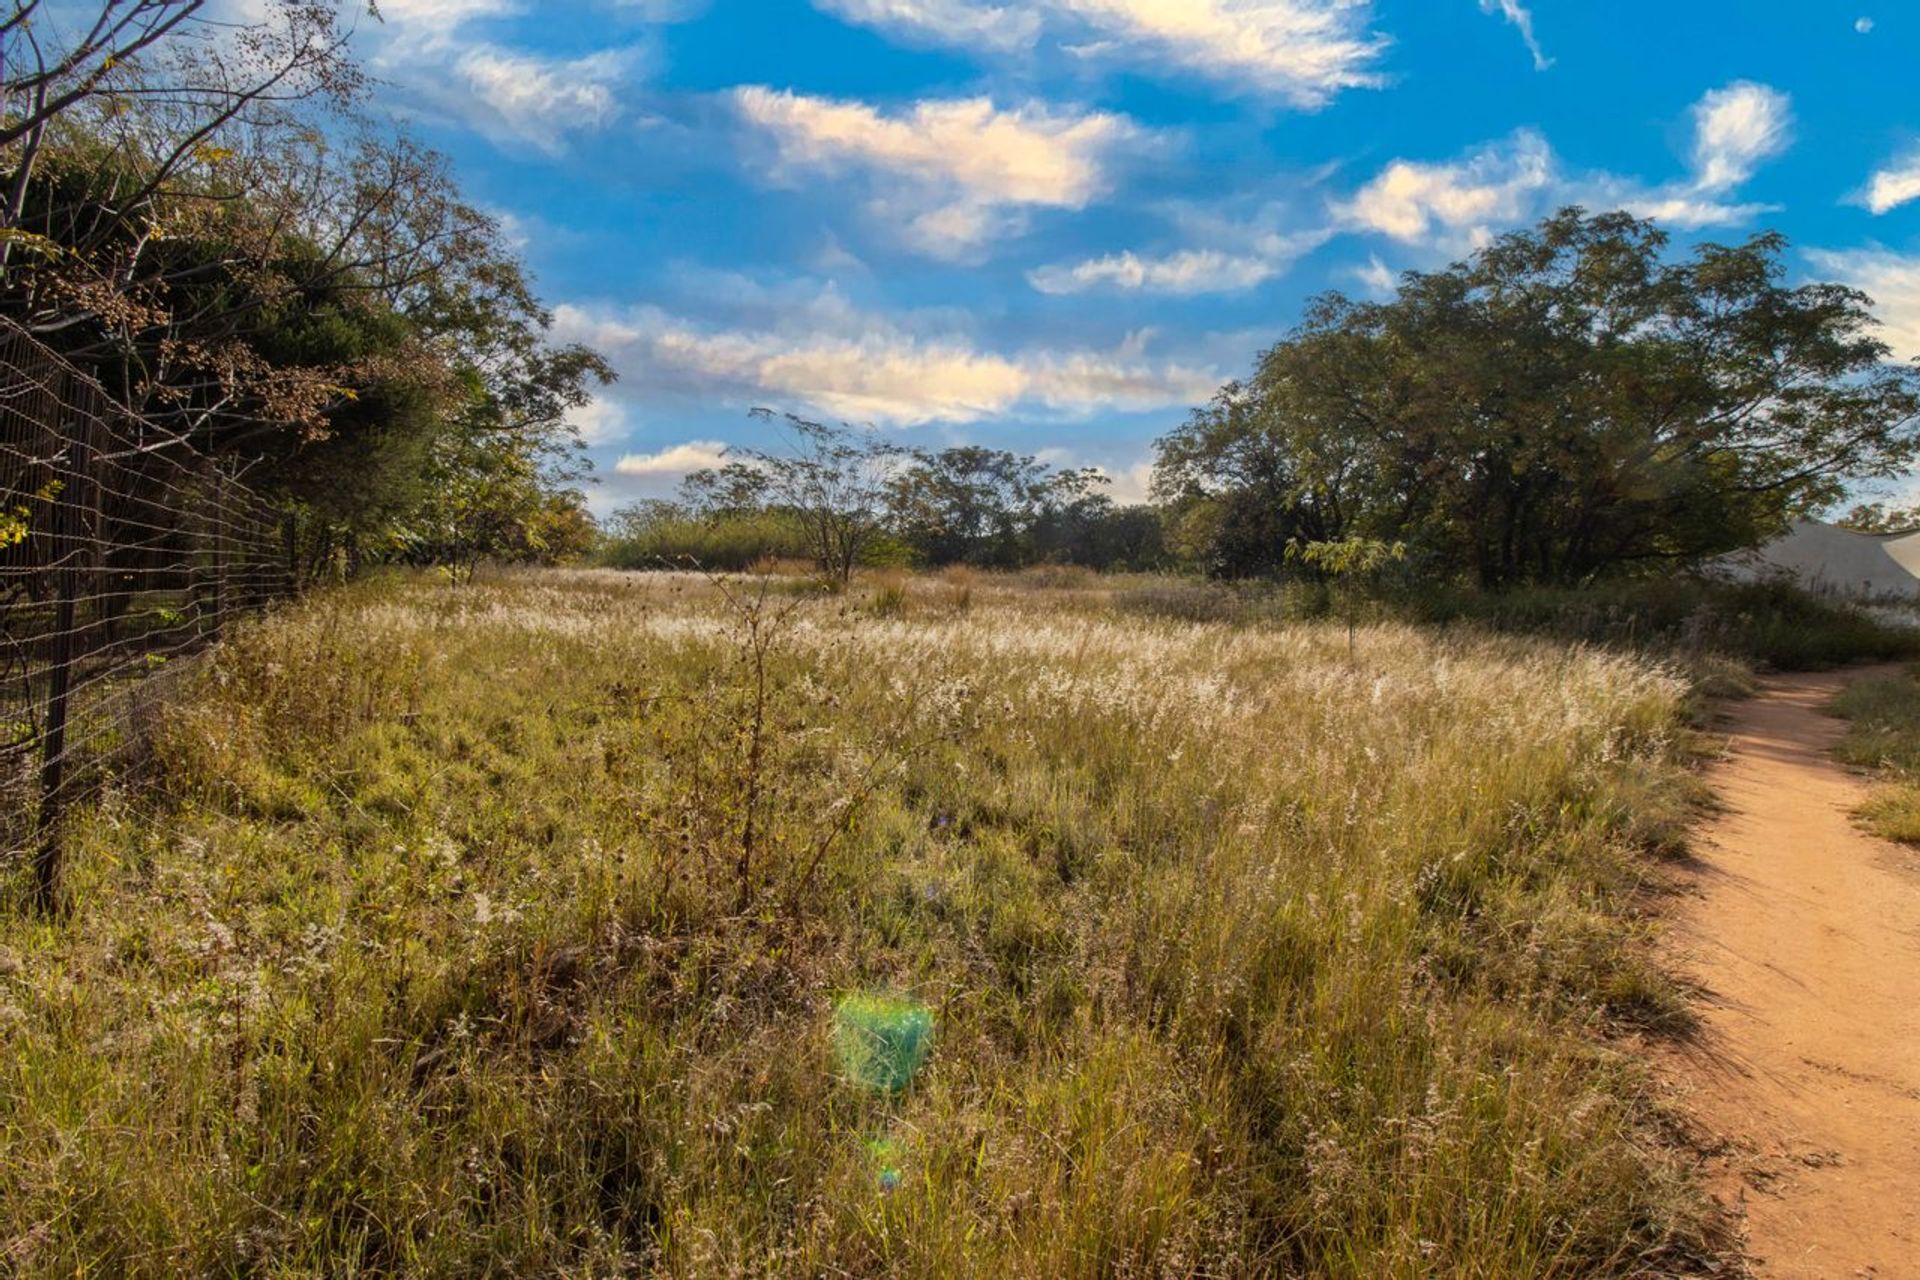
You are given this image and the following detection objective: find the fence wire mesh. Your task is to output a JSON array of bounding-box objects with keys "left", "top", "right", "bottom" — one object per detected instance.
[{"left": 1, "top": 319, "right": 298, "bottom": 903}]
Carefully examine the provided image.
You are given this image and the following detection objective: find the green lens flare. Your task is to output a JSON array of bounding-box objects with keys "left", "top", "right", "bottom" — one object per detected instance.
[{"left": 833, "top": 994, "right": 933, "bottom": 1094}]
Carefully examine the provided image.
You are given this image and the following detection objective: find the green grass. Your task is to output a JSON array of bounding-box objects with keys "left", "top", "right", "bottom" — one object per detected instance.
[
  {"left": 1398, "top": 577, "right": 1920, "bottom": 673},
  {"left": 0, "top": 567, "right": 1734, "bottom": 1275},
  {"left": 1831, "top": 667, "right": 1920, "bottom": 842}
]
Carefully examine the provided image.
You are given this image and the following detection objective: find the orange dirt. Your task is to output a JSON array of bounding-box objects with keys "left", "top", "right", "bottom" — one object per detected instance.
[{"left": 1665, "top": 667, "right": 1920, "bottom": 1279}]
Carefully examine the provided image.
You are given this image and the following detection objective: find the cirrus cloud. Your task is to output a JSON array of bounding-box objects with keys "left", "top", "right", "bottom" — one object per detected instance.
[
  {"left": 361, "top": 0, "right": 678, "bottom": 153},
  {"left": 812, "top": 0, "right": 1041, "bottom": 50},
  {"left": 1029, "top": 247, "right": 1282, "bottom": 295},
  {"left": 810, "top": 0, "right": 1387, "bottom": 107},
  {"left": 1479, "top": 0, "right": 1551, "bottom": 71}
]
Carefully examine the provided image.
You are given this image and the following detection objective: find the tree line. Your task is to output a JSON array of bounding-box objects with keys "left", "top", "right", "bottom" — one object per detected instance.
[
  {"left": 622, "top": 210, "right": 1917, "bottom": 589},
  {"left": 603, "top": 411, "right": 1168, "bottom": 578}
]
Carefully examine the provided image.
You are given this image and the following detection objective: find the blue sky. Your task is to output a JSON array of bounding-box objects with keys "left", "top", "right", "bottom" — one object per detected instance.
[{"left": 353, "top": 0, "right": 1920, "bottom": 511}]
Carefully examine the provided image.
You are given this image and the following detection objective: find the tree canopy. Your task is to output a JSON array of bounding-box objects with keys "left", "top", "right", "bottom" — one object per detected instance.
[
  {"left": 3, "top": 1, "right": 608, "bottom": 571},
  {"left": 1156, "top": 208, "right": 1920, "bottom": 587}
]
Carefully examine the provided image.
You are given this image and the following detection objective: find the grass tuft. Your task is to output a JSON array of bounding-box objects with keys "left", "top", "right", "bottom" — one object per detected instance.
[{"left": 1830, "top": 666, "right": 1920, "bottom": 843}]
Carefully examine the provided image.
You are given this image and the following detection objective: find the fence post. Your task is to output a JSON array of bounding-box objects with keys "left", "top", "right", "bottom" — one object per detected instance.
[
  {"left": 211, "top": 465, "right": 228, "bottom": 634},
  {"left": 282, "top": 509, "right": 299, "bottom": 599},
  {"left": 32, "top": 380, "right": 97, "bottom": 909}
]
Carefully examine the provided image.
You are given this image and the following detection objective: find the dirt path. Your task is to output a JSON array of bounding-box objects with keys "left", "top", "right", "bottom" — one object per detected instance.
[{"left": 1668, "top": 666, "right": 1920, "bottom": 1278}]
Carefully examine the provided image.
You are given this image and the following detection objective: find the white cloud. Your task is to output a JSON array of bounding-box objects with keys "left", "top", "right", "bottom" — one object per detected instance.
[
  {"left": 1028, "top": 220, "right": 1332, "bottom": 295},
  {"left": 553, "top": 297, "right": 1219, "bottom": 426},
  {"left": 567, "top": 397, "right": 632, "bottom": 446},
  {"left": 811, "top": 0, "right": 1386, "bottom": 106},
  {"left": 1599, "top": 81, "right": 1791, "bottom": 228},
  {"left": 451, "top": 47, "right": 635, "bottom": 150},
  {"left": 1030, "top": 450, "right": 1156, "bottom": 503},
  {"left": 1097, "top": 459, "right": 1156, "bottom": 504},
  {"left": 1602, "top": 191, "right": 1763, "bottom": 229},
  {"left": 1029, "top": 248, "right": 1279, "bottom": 295},
  {"left": 1805, "top": 248, "right": 1920, "bottom": 362},
  {"left": 1339, "top": 129, "right": 1554, "bottom": 246},
  {"left": 1336, "top": 87, "right": 1792, "bottom": 255},
  {"left": 615, "top": 440, "right": 731, "bottom": 476},
  {"left": 1862, "top": 148, "right": 1920, "bottom": 215},
  {"left": 813, "top": 0, "right": 1041, "bottom": 50},
  {"left": 1059, "top": 0, "right": 1388, "bottom": 106},
  {"left": 734, "top": 88, "right": 1143, "bottom": 257},
  {"left": 1479, "top": 0, "right": 1551, "bottom": 70},
  {"left": 1691, "top": 81, "right": 1792, "bottom": 193},
  {"left": 363, "top": 0, "right": 663, "bottom": 153},
  {"left": 1856, "top": 16, "right": 1875, "bottom": 34},
  {"left": 1351, "top": 254, "right": 1396, "bottom": 297}
]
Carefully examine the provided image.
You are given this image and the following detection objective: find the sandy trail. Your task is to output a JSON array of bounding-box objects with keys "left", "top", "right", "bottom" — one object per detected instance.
[{"left": 1668, "top": 666, "right": 1920, "bottom": 1278}]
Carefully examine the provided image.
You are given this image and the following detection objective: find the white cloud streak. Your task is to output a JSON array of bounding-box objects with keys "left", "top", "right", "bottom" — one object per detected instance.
[
  {"left": 1479, "top": 0, "right": 1551, "bottom": 70},
  {"left": 1351, "top": 254, "right": 1396, "bottom": 297},
  {"left": 811, "top": 0, "right": 1387, "bottom": 106},
  {"left": 450, "top": 47, "right": 635, "bottom": 149},
  {"left": 1029, "top": 248, "right": 1281, "bottom": 295},
  {"left": 1060, "top": 0, "right": 1388, "bottom": 106},
  {"left": 363, "top": 0, "right": 672, "bottom": 153},
  {"left": 1027, "top": 223, "right": 1332, "bottom": 296},
  {"left": 554, "top": 298, "right": 1220, "bottom": 427},
  {"left": 1605, "top": 81, "right": 1791, "bottom": 228},
  {"left": 813, "top": 0, "right": 1041, "bottom": 50},
  {"left": 615, "top": 440, "right": 731, "bottom": 476}
]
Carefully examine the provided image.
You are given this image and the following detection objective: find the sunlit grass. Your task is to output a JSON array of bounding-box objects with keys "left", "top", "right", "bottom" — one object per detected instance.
[
  {"left": 1831, "top": 666, "right": 1920, "bottom": 844},
  {"left": 0, "top": 567, "right": 1730, "bottom": 1275}
]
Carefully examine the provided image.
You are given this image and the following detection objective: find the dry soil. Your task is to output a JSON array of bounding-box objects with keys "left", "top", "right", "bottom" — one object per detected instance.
[{"left": 1668, "top": 667, "right": 1920, "bottom": 1278}]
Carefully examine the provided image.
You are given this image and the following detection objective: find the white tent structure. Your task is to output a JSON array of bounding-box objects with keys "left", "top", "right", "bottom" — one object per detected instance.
[{"left": 1719, "top": 519, "right": 1920, "bottom": 599}]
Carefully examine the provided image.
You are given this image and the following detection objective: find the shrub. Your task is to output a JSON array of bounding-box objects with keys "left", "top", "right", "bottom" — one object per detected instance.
[{"left": 598, "top": 510, "right": 811, "bottom": 572}]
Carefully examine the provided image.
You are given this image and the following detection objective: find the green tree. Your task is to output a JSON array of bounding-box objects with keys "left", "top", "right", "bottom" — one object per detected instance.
[
  {"left": 1836, "top": 501, "right": 1920, "bottom": 534},
  {"left": 734, "top": 411, "right": 907, "bottom": 587},
  {"left": 1157, "top": 208, "right": 1920, "bottom": 586},
  {"left": 1292, "top": 537, "right": 1407, "bottom": 658},
  {"left": 884, "top": 446, "right": 1050, "bottom": 567}
]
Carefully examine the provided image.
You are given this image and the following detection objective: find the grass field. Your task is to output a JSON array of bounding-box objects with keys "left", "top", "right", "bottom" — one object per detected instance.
[{"left": 0, "top": 568, "right": 1765, "bottom": 1274}]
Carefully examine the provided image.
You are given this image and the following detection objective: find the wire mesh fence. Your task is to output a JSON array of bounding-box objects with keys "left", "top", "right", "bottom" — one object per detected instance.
[{"left": 1, "top": 319, "right": 299, "bottom": 905}]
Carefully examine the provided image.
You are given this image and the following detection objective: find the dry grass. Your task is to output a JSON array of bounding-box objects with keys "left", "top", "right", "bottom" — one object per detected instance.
[
  {"left": 0, "top": 567, "right": 1728, "bottom": 1275},
  {"left": 1830, "top": 666, "right": 1920, "bottom": 843}
]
